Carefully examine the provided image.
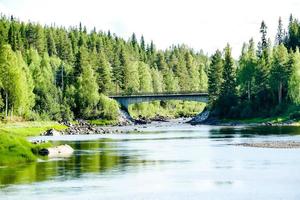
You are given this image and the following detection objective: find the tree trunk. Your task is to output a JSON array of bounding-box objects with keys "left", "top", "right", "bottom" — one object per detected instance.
[
  {"left": 247, "top": 81, "right": 251, "bottom": 101},
  {"left": 11, "top": 105, "right": 13, "bottom": 119},
  {"left": 61, "top": 64, "right": 64, "bottom": 91},
  {"left": 5, "top": 92, "right": 8, "bottom": 118},
  {"left": 278, "top": 81, "right": 283, "bottom": 104}
]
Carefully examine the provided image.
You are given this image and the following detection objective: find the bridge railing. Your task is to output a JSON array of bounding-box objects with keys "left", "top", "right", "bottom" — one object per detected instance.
[{"left": 108, "top": 91, "right": 208, "bottom": 97}]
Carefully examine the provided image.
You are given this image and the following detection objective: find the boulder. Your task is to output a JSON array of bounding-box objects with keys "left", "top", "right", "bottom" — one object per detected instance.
[
  {"left": 39, "top": 144, "right": 74, "bottom": 158},
  {"left": 42, "top": 129, "right": 61, "bottom": 136}
]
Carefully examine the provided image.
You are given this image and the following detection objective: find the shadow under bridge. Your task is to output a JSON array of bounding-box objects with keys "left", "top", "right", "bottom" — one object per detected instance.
[{"left": 109, "top": 92, "right": 208, "bottom": 111}]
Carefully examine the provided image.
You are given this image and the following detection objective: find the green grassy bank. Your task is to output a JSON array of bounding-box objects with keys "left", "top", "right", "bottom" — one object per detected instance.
[
  {"left": 0, "top": 133, "right": 52, "bottom": 166},
  {"left": 0, "top": 121, "right": 68, "bottom": 137},
  {"left": 0, "top": 121, "right": 68, "bottom": 166}
]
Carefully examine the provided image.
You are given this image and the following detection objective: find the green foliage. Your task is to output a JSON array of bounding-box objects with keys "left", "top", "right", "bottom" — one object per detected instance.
[
  {"left": 208, "top": 50, "right": 223, "bottom": 105},
  {"left": 98, "top": 94, "right": 119, "bottom": 120},
  {"left": 97, "top": 50, "right": 113, "bottom": 94},
  {"left": 76, "top": 65, "right": 99, "bottom": 117},
  {"left": 129, "top": 100, "right": 206, "bottom": 119},
  {"left": 237, "top": 39, "right": 256, "bottom": 101},
  {"left": 270, "top": 44, "right": 289, "bottom": 104},
  {"left": 208, "top": 17, "right": 300, "bottom": 119},
  {"left": 289, "top": 110, "right": 300, "bottom": 120},
  {"left": 124, "top": 61, "right": 140, "bottom": 94},
  {"left": 288, "top": 48, "right": 300, "bottom": 104},
  {"left": 0, "top": 45, "right": 34, "bottom": 117},
  {"left": 214, "top": 45, "right": 238, "bottom": 118},
  {"left": 151, "top": 68, "right": 163, "bottom": 93},
  {"left": 0, "top": 15, "right": 210, "bottom": 120},
  {"left": 138, "top": 62, "right": 153, "bottom": 93}
]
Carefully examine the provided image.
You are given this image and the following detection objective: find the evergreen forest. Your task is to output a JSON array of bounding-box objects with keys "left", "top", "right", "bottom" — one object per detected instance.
[{"left": 1, "top": 14, "right": 300, "bottom": 121}]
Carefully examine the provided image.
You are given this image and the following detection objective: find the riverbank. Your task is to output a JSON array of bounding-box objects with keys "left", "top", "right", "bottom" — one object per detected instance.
[
  {"left": 0, "top": 133, "right": 51, "bottom": 165},
  {"left": 0, "top": 121, "right": 68, "bottom": 165},
  {"left": 234, "top": 141, "right": 300, "bottom": 148},
  {"left": 0, "top": 121, "right": 68, "bottom": 137},
  {"left": 2, "top": 114, "right": 300, "bottom": 166},
  {"left": 189, "top": 109, "right": 300, "bottom": 126}
]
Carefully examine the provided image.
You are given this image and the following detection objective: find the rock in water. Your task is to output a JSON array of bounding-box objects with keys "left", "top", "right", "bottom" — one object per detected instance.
[{"left": 39, "top": 144, "right": 74, "bottom": 158}]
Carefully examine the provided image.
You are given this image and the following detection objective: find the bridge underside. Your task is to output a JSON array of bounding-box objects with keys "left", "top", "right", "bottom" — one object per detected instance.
[{"left": 111, "top": 94, "right": 208, "bottom": 111}]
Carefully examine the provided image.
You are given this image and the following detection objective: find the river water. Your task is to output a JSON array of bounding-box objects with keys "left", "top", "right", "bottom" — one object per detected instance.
[{"left": 1, "top": 123, "right": 300, "bottom": 200}]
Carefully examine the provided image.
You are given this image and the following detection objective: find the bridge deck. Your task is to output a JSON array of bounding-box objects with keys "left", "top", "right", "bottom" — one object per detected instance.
[
  {"left": 109, "top": 92, "right": 208, "bottom": 98},
  {"left": 109, "top": 92, "right": 208, "bottom": 111}
]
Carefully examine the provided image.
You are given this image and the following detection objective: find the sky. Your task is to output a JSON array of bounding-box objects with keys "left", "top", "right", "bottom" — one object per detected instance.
[{"left": 0, "top": 0, "right": 300, "bottom": 58}]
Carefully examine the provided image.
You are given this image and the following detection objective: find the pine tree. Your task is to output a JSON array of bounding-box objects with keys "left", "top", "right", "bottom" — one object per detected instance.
[
  {"left": 185, "top": 52, "right": 200, "bottom": 91},
  {"left": 8, "top": 16, "right": 18, "bottom": 51},
  {"left": 151, "top": 67, "right": 163, "bottom": 93},
  {"left": 260, "top": 21, "right": 268, "bottom": 52},
  {"left": 35, "top": 24, "right": 46, "bottom": 54},
  {"left": 46, "top": 29, "right": 57, "bottom": 56},
  {"left": 275, "top": 17, "right": 284, "bottom": 45},
  {"left": 199, "top": 63, "right": 208, "bottom": 91},
  {"left": 288, "top": 48, "right": 300, "bottom": 104},
  {"left": 138, "top": 62, "right": 153, "bottom": 93},
  {"left": 124, "top": 61, "right": 140, "bottom": 94},
  {"left": 112, "top": 47, "right": 127, "bottom": 92},
  {"left": 97, "top": 50, "right": 113, "bottom": 94},
  {"left": 140, "top": 35, "right": 145, "bottom": 51},
  {"left": 131, "top": 33, "right": 138, "bottom": 47},
  {"left": 254, "top": 22, "right": 272, "bottom": 109},
  {"left": 174, "top": 54, "right": 189, "bottom": 91},
  {"left": 270, "top": 44, "right": 289, "bottom": 104},
  {"left": 217, "top": 44, "right": 238, "bottom": 117},
  {"left": 208, "top": 50, "right": 223, "bottom": 105},
  {"left": 74, "top": 46, "right": 89, "bottom": 78},
  {"left": 163, "top": 69, "right": 178, "bottom": 92},
  {"left": 33, "top": 53, "right": 60, "bottom": 119},
  {"left": 238, "top": 39, "right": 257, "bottom": 101}
]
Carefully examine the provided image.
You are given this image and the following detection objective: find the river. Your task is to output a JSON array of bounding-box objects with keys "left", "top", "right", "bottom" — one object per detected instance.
[{"left": 1, "top": 122, "right": 300, "bottom": 199}]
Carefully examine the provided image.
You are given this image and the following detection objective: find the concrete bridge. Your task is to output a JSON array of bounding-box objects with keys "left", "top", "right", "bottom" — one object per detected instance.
[{"left": 109, "top": 92, "right": 208, "bottom": 111}]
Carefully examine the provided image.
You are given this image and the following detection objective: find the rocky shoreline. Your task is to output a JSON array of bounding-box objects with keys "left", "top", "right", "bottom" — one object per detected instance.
[
  {"left": 233, "top": 141, "right": 300, "bottom": 148},
  {"left": 39, "top": 116, "right": 190, "bottom": 136}
]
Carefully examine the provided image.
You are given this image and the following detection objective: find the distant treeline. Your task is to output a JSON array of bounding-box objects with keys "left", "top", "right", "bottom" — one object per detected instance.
[
  {"left": 208, "top": 15, "right": 300, "bottom": 118},
  {"left": 0, "top": 14, "right": 208, "bottom": 120}
]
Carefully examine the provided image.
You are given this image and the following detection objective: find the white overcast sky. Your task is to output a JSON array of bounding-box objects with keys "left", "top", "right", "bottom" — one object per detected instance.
[{"left": 0, "top": 0, "right": 300, "bottom": 58}]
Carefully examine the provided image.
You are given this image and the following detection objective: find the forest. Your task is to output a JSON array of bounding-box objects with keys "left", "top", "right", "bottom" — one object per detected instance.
[
  {"left": 0, "top": 14, "right": 208, "bottom": 121},
  {"left": 2, "top": 14, "right": 300, "bottom": 121},
  {"left": 208, "top": 15, "right": 300, "bottom": 119}
]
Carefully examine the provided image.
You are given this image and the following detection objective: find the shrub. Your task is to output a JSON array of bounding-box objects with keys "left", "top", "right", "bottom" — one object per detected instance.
[
  {"left": 289, "top": 111, "right": 300, "bottom": 120},
  {"left": 98, "top": 94, "right": 120, "bottom": 120}
]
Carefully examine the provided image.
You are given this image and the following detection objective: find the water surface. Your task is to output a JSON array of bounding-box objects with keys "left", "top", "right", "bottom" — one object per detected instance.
[{"left": 1, "top": 124, "right": 300, "bottom": 200}]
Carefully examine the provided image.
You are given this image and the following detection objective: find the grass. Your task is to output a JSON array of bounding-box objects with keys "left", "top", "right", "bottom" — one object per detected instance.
[
  {"left": 0, "top": 121, "right": 68, "bottom": 137},
  {"left": 88, "top": 119, "right": 118, "bottom": 126},
  {"left": 0, "top": 121, "right": 67, "bottom": 165},
  {"left": 0, "top": 132, "right": 51, "bottom": 166}
]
